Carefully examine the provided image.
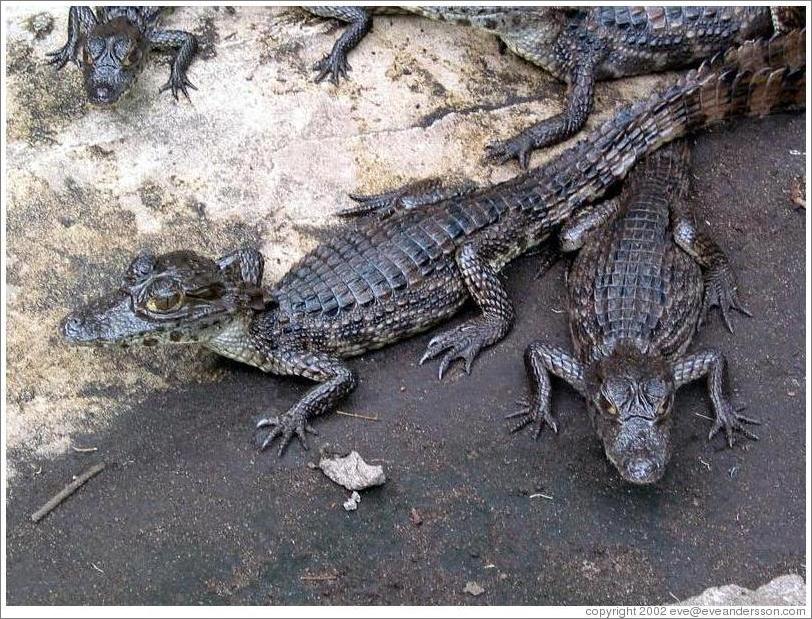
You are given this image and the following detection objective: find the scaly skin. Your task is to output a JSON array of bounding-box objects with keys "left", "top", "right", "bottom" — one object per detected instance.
[
  {"left": 305, "top": 6, "right": 804, "bottom": 167},
  {"left": 62, "top": 32, "right": 805, "bottom": 457},
  {"left": 48, "top": 6, "right": 198, "bottom": 104},
  {"left": 512, "top": 141, "right": 756, "bottom": 485}
]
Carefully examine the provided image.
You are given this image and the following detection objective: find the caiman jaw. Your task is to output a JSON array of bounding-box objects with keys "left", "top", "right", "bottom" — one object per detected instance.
[{"left": 61, "top": 248, "right": 265, "bottom": 349}]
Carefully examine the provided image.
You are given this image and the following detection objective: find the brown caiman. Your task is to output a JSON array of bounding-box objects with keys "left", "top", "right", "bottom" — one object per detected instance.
[
  {"left": 511, "top": 140, "right": 755, "bottom": 485},
  {"left": 48, "top": 6, "right": 198, "bottom": 104},
  {"left": 304, "top": 6, "right": 803, "bottom": 167},
  {"left": 61, "top": 32, "right": 805, "bottom": 457}
]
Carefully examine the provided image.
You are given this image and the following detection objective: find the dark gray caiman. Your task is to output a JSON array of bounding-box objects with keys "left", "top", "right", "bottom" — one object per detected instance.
[
  {"left": 61, "top": 32, "right": 805, "bottom": 457},
  {"left": 48, "top": 6, "right": 198, "bottom": 104},
  {"left": 305, "top": 6, "right": 804, "bottom": 167},
  {"left": 511, "top": 140, "right": 755, "bottom": 485}
]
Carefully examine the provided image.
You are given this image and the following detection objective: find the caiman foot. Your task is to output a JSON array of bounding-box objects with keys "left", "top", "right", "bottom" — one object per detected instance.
[
  {"left": 701, "top": 267, "right": 751, "bottom": 333},
  {"left": 708, "top": 402, "right": 760, "bottom": 448},
  {"left": 339, "top": 187, "right": 416, "bottom": 219},
  {"left": 159, "top": 69, "right": 197, "bottom": 101},
  {"left": 484, "top": 134, "right": 535, "bottom": 170},
  {"left": 506, "top": 397, "right": 558, "bottom": 438},
  {"left": 420, "top": 321, "right": 499, "bottom": 380},
  {"left": 46, "top": 44, "right": 78, "bottom": 70},
  {"left": 256, "top": 409, "right": 319, "bottom": 457},
  {"left": 339, "top": 179, "right": 477, "bottom": 218},
  {"left": 313, "top": 48, "right": 352, "bottom": 85}
]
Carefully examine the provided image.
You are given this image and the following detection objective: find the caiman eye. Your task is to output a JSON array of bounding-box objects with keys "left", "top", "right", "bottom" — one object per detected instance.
[
  {"left": 146, "top": 291, "right": 183, "bottom": 313},
  {"left": 121, "top": 49, "right": 140, "bottom": 67},
  {"left": 656, "top": 395, "right": 673, "bottom": 418},
  {"left": 144, "top": 280, "right": 184, "bottom": 313},
  {"left": 600, "top": 392, "right": 619, "bottom": 416}
]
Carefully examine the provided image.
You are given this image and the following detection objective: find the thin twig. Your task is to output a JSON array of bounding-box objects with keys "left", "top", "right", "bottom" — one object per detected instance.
[
  {"left": 529, "top": 493, "right": 554, "bottom": 500},
  {"left": 31, "top": 463, "right": 106, "bottom": 523},
  {"left": 71, "top": 445, "right": 98, "bottom": 453},
  {"left": 335, "top": 410, "right": 379, "bottom": 422},
  {"left": 693, "top": 411, "right": 714, "bottom": 422},
  {"left": 300, "top": 574, "right": 339, "bottom": 581}
]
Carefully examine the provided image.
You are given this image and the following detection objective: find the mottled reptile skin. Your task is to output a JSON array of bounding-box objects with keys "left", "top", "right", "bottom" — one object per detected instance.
[
  {"left": 48, "top": 6, "right": 198, "bottom": 104},
  {"left": 62, "top": 32, "right": 805, "bottom": 457},
  {"left": 306, "top": 5, "right": 803, "bottom": 167},
  {"left": 513, "top": 141, "right": 755, "bottom": 484}
]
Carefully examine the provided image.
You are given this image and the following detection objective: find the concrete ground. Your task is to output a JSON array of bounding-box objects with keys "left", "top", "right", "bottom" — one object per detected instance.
[{"left": 4, "top": 5, "right": 806, "bottom": 605}]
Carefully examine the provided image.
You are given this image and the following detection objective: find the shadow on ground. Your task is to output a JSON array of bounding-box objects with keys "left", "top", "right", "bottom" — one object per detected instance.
[{"left": 5, "top": 116, "right": 805, "bottom": 604}]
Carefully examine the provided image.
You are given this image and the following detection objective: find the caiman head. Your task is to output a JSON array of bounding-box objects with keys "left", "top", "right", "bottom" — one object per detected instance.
[
  {"left": 62, "top": 249, "right": 266, "bottom": 348},
  {"left": 81, "top": 17, "right": 150, "bottom": 104},
  {"left": 586, "top": 345, "right": 675, "bottom": 485}
]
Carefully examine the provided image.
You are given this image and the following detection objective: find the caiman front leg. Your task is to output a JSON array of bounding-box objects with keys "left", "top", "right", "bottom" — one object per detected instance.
[
  {"left": 508, "top": 342, "right": 585, "bottom": 437},
  {"left": 47, "top": 6, "right": 98, "bottom": 69},
  {"left": 672, "top": 208, "right": 751, "bottom": 332},
  {"left": 338, "top": 177, "right": 478, "bottom": 218},
  {"left": 307, "top": 6, "right": 373, "bottom": 85},
  {"left": 148, "top": 29, "right": 198, "bottom": 100},
  {"left": 672, "top": 349, "right": 760, "bottom": 447},
  {"left": 420, "top": 233, "right": 516, "bottom": 379},
  {"left": 485, "top": 40, "right": 606, "bottom": 169},
  {"left": 254, "top": 346, "right": 357, "bottom": 456}
]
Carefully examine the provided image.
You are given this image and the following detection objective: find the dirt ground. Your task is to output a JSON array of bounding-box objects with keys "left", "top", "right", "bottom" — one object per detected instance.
[{"left": 4, "top": 5, "right": 807, "bottom": 606}]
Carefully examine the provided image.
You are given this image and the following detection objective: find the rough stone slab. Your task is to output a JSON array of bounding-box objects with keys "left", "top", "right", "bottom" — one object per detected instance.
[
  {"left": 4, "top": 4, "right": 671, "bottom": 475},
  {"left": 678, "top": 575, "right": 806, "bottom": 606}
]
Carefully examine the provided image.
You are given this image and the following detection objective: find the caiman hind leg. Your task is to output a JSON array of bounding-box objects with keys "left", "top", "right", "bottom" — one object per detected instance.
[
  {"left": 672, "top": 349, "right": 759, "bottom": 447},
  {"left": 254, "top": 346, "right": 357, "bottom": 457},
  {"left": 509, "top": 342, "right": 585, "bottom": 437},
  {"left": 307, "top": 6, "right": 373, "bottom": 85},
  {"left": 531, "top": 198, "right": 620, "bottom": 279},
  {"left": 672, "top": 205, "right": 751, "bottom": 333},
  {"left": 148, "top": 29, "right": 199, "bottom": 100},
  {"left": 420, "top": 233, "right": 516, "bottom": 379},
  {"left": 485, "top": 38, "right": 606, "bottom": 169},
  {"left": 47, "top": 6, "right": 98, "bottom": 69},
  {"left": 338, "top": 177, "right": 478, "bottom": 218}
]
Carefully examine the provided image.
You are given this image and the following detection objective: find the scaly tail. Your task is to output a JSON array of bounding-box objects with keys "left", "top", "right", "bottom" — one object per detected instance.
[{"left": 526, "top": 30, "right": 806, "bottom": 226}]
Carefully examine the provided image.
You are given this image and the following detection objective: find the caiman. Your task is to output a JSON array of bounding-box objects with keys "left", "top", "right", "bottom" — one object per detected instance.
[
  {"left": 304, "top": 5, "right": 804, "bottom": 167},
  {"left": 48, "top": 6, "right": 198, "bottom": 104},
  {"left": 61, "top": 32, "right": 805, "bottom": 457},
  {"left": 511, "top": 140, "right": 755, "bottom": 485}
]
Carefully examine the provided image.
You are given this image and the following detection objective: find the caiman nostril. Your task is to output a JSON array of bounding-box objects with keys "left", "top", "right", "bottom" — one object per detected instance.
[
  {"left": 626, "top": 458, "right": 659, "bottom": 484},
  {"left": 94, "top": 85, "right": 113, "bottom": 102},
  {"left": 61, "top": 315, "right": 83, "bottom": 339}
]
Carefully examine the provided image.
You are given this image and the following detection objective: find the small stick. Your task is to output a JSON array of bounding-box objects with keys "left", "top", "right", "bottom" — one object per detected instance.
[
  {"left": 335, "top": 410, "right": 379, "bottom": 422},
  {"left": 71, "top": 446, "right": 98, "bottom": 453},
  {"left": 31, "top": 463, "right": 106, "bottom": 523},
  {"left": 693, "top": 411, "right": 714, "bottom": 422},
  {"left": 529, "top": 493, "right": 554, "bottom": 500},
  {"left": 300, "top": 574, "right": 338, "bottom": 581}
]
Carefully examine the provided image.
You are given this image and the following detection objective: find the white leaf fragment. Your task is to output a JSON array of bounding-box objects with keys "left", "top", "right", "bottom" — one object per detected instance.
[{"left": 319, "top": 450, "right": 386, "bottom": 491}]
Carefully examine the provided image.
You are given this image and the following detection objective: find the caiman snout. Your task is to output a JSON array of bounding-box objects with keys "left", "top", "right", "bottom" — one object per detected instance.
[
  {"left": 600, "top": 417, "right": 672, "bottom": 486},
  {"left": 61, "top": 314, "right": 85, "bottom": 342},
  {"left": 623, "top": 457, "right": 663, "bottom": 485},
  {"left": 91, "top": 84, "right": 115, "bottom": 104}
]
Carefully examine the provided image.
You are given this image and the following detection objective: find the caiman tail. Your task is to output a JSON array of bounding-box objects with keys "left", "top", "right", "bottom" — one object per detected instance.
[{"left": 528, "top": 29, "right": 806, "bottom": 228}]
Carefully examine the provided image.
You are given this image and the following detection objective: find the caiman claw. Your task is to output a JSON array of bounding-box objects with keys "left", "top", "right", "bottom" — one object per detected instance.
[
  {"left": 506, "top": 397, "right": 558, "bottom": 438},
  {"left": 708, "top": 402, "right": 760, "bottom": 448},
  {"left": 313, "top": 49, "right": 352, "bottom": 85},
  {"left": 700, "top": 266, "right": 751, "bottom": 333},
  {"left": 257, "top": 410, "right": 319, "bottom": 457},
  {"left": 484, "top": 134, "right": 535, "bottom": 170},
  {"left": 46, "top": 44, "right": 79, "bottom": 70},
  {"left": 159, "top": 70, "right": 197, "bottom": 101}
]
